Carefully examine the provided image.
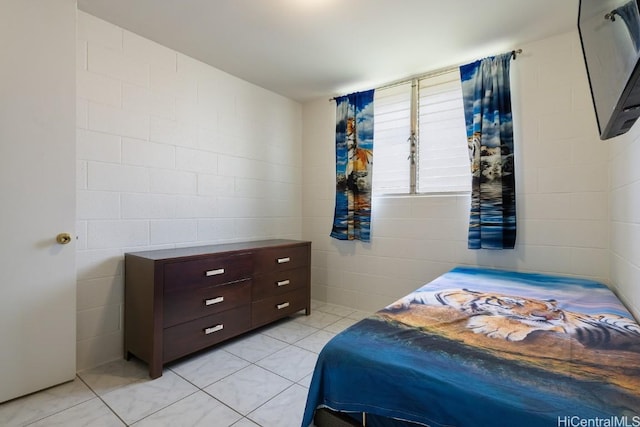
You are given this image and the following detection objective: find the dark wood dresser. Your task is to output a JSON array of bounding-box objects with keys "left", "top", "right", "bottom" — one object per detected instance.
[{"left": 124, "top": 239, "right": 311, "bottom": 378}]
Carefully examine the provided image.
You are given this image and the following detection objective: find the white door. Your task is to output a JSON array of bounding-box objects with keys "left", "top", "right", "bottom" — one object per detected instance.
[{"left": 0, "top": 0, "right": 77, "bottom": 403}]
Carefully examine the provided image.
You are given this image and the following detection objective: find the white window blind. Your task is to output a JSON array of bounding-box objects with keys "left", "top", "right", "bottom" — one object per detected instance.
[
  {"left": 417, "top": 70, "right": 470, "bottom": 193},
  {"left": 372, "top": 69, "right": 470, "bottom": 196},
  {"left": 372, "top": 82, "right": 412, "bottom": 195}
]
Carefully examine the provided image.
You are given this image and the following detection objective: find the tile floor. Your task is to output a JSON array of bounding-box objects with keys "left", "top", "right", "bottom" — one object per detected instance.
[{"left": 0, "top": 300, "right": 369, "bottom": 427}]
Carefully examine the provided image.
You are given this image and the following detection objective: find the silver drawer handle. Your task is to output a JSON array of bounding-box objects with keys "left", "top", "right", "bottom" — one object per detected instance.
[
  {"left": 205, "top": 296, "right": 224, "bottom": 306},
  {"left": 204, "top": 324, "right": 224, "bottom": 335},
  {"left": 205, "top": 268, "right": 225, "bottom": 276},
  {"left": 276, "top": 302, "right": 290, "bottom": 310},
  {"left": 276, "top": 279, "right": 290, "bottom": 287},
  {"left": 277, "top": 257, "right": 290, "bottom": 264}
]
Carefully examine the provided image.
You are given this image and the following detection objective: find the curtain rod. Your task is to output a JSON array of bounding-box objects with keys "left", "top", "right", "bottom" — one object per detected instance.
[{"left": 329, "top": 49, "right": 522, "bottom": 102}]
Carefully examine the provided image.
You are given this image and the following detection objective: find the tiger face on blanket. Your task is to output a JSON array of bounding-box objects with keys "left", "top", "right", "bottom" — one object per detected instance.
[{"left": 385, "top": 288, "right": 640, "bottom": 351}]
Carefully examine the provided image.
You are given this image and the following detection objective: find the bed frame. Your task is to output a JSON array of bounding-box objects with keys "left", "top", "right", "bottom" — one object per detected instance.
[{"left": 315, "top": 409, "right": 364, "bottom": 427}]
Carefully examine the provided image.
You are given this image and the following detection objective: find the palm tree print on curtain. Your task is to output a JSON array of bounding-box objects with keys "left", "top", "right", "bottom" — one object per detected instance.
[
  {"left": 330, "top": 89, "right": 374, "bottom": 241},
  {"left": 460, "top": 53, "right": 516, "bottom": 249}
]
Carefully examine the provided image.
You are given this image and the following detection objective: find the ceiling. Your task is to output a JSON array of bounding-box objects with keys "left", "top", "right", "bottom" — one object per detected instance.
[{"left": 77, "top": 0, "right": 580, "bottom": 103}]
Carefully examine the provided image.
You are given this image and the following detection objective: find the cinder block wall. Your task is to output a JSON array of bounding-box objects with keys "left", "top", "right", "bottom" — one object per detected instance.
[
  {"left": 75, "top": 11, "right": 303, "bottom": 370},
  {"left": 301, "top": 31, "right": 612, "bottom": 313}
]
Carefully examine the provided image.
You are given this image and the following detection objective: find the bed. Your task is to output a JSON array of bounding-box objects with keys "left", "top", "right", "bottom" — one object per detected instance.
[{"left": 301, "top": 266, "right": 640, "bottom": 427}]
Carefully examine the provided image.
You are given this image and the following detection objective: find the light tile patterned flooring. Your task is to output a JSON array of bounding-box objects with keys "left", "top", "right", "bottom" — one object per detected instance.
[{"left": 0, "top": 300, "right": 369, "bottom": 427}]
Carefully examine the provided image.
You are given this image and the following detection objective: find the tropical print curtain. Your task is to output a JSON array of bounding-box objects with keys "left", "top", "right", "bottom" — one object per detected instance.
[
  {"left": 330, "top": 90, "right": 375, "bottom": 241},
  {"left": 612, "top": 1, "right": 640, "bottom": 51},
  {"left": 460, "top": 53, "right": 516, "bottom": 249}
]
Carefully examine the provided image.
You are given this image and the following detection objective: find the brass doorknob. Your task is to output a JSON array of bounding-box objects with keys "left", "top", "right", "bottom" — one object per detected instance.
[{"left": 56, "top": 233, "right": 72, "bottom": 245}]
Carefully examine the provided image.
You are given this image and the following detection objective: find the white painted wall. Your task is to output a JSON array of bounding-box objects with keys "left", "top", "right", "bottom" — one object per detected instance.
[
  {"left": 71, "top": 13, "right": 639, "bottom": 370},
  {"left": 302, "top": 31, "right": 612, "bottom": 313},
  {"left": 609, "top": 115, "right": 640, "bottom": 321},
  {"left": 75, "top": 11, "right": 303, "bottom": 370}
]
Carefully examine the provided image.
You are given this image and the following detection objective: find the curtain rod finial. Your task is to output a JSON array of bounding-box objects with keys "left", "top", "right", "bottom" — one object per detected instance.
[{"left": 512, "top": 49, "right": 523, "bottom": 60}]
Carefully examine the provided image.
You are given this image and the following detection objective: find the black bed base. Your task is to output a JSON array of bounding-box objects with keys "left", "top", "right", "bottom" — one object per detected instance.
[
  {"left": 314, "top": 408, "right": 363, "bottom": 426},
  {"left": 314, "top": 408, "right": 422, "bottom": 427}
]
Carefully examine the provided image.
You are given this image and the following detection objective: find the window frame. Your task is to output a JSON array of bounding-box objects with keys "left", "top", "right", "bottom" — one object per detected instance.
[{"left": 372, "top": 68, "right": 471, "bottom": 197}]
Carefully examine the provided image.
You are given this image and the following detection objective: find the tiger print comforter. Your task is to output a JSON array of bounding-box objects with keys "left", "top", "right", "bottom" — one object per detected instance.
[{"left": 301, "top": 267, "right": 640, "bottom": 427}]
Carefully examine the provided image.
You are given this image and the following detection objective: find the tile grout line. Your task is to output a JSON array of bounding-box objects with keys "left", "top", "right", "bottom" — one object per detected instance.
[
  {"left": 167, "top": 363, "right": 245, "bottom": 425},
  {"left": 75, "top": 373, "right": 133, "bottom": 426},
  {"left": 15, "top": 304, "right": 368, "bottom": 427}
]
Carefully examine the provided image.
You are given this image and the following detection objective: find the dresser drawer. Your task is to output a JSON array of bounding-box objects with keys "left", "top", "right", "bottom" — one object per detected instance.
[
  {"left": 164, "top": 279, "right": 252, "bottom": 328},
  {"left": 253, "top": 267, "right": 308, "bottom": 300},
  {"left": 164, "top": 252, "right": 252, "bottom": 292},
  {"left": 163, "top": 305, "right": 251, "bottom": 362},
  {"left": 251, "top": 288, "right": 308, "bottom": 328},
  {"left": 253, "top": 244, "right": 309, "bottom": 274}
]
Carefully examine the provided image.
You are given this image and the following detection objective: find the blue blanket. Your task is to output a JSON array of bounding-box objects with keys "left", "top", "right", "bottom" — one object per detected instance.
[{"left": 301, "top": 267, "right": 640, "bottom": 427}]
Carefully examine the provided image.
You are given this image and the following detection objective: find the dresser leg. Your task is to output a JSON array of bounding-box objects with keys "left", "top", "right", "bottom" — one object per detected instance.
[{"left": 149, "top": 363, "right": 162, "bottom": 379}]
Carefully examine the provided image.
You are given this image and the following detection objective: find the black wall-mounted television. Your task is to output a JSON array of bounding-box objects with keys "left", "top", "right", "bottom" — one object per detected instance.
[{"left": 578, "top": 0, "right": 640, "bottom": 139}]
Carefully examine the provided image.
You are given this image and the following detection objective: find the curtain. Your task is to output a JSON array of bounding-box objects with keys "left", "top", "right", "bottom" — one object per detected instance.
[
  {"left": 613, "top": 2, "right": 640, "bottom": 51},
  {"left": 330, "top": 89, "right": 375, "bottom": 242},
  {"left": 460, "top": 53, "right": 516, "bottom": 249}
]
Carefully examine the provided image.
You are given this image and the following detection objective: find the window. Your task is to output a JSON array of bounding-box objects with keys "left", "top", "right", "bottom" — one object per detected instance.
[{"left": 372, "top": 69, "right": 470, "bottom": 196}]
